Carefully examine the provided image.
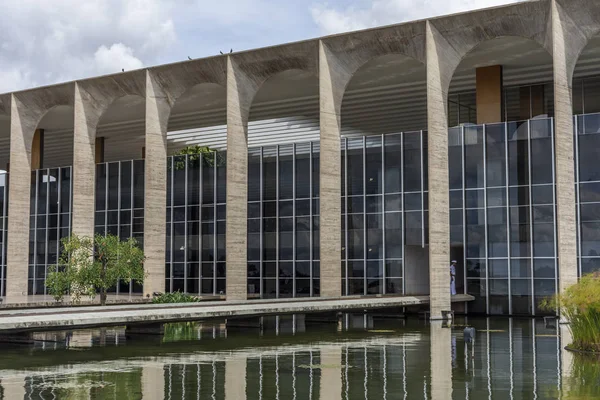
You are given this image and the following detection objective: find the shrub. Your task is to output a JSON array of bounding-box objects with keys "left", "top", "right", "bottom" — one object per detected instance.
[
  {"left": 541, "top": 272, "right": 600, "bottom": 353},
  {"left": 152, "top": 291, "right": 201, "bottom": 304}
]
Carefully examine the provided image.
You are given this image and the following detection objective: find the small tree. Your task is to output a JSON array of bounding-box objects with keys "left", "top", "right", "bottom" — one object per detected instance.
[{"left": 47, "top": 234, "right": 145, "bottom": 306}]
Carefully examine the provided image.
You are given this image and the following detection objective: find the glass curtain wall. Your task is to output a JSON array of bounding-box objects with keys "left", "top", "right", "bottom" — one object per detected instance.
[
  {"left": 0, "top": 173, "right": 7, "bottom": 297},
  {"left": 247, "top": 142, "right": 320, "bottom": 299},
  {"left": 450, "top": 119, "right": 557, "bottom": 316},
  {"left": 573, "top": 77, "right": 600, "bottom": 276},
  {"left": 95, "top": 160, "right": 145, "bottom": 295},
  {"left": 575, "top": 113, "right": 600, "bottom": 276},
  {"left": 341, "top": 133, "right": 427, "bottom": 296},
  {"left": 28, "top": 167, "right": 72, "bottom": 295},
  {"left": 165, "top": 152, "right": 227, "bottom": 295}
]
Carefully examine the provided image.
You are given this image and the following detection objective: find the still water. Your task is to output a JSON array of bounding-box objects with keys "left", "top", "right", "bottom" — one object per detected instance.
[{"left": 0, "top": 315, "right": 596, "bottom": 399}]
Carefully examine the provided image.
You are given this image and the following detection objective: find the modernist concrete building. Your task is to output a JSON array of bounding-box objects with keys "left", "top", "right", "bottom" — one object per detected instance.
[{"left": 1, "top": 0, "right": 600, "bottom": 318}]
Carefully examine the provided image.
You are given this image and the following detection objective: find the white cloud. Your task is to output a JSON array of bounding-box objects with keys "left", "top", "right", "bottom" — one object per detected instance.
[
  {"left": 94, "top": 43, "right": 144, "bottom": 75},
  {"left": 0, "top": 0, "right": 178, "bottom": 93},
  {"left": 310, "top": 0, "right": 525, "bottom": 35}
]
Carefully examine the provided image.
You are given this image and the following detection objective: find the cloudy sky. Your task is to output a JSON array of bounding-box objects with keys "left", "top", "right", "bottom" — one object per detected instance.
[{"left": 0, "top": 0, "right": 522, "bottom": 93}]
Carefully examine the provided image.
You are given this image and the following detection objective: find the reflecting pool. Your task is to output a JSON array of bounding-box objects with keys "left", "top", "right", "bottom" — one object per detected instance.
[{"left": 0, "top": 315, "right": 597, "bottom": 399}]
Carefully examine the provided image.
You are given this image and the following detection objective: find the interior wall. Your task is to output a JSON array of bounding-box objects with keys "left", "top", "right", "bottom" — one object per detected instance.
[{"left": 404, "top": 245, "right": 430, "bottom": 295}]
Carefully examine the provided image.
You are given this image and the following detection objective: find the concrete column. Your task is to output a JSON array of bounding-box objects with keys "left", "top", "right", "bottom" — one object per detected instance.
[
  {"left": 430, "top": 321, "right": 453, "bottom": 400},
  {"left": 144, "top": 71, "right": 169, "bottom": 297},
  {"left": 225, "top": 57, "right": 253, "bottom": 301},
  {"left": 476, "top": 65, "right": 503, "bottom": 124},
  {"left": 1, "top": 377, "right": 26, "bottom": 400},
  {"left": 225, "top": 357, "right": 247, "bottom": 400},
  {"left": 6, "top": 95, "right": 37, "bottom": 301},
  {"left": 552, "top": 0, "right": 579, "bottom": 297},
  {"left": 319, "top": 41, "right": 343, "bottom": 297},
  {"left": 425, "top": 22, "right": 453, "bottom": 319},
  {"left": 141, "top": 364, "right": 165, "bottom": 400},
  {"left": 319, "top": 347, "right": 342, "bottom": 400},
  {"left": 72, "top": 84, "right": 98, "bottom": 239}
]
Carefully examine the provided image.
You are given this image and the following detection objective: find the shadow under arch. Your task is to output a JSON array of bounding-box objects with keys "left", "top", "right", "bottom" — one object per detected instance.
[
  {"left": 96, "top": 94, "right": 146, "bottom": 162},
  {"left": 35, "top": 104, "right": 75, "bottom": 169},
  {"left": 166, "top": 82, "right": 227, "bottom": 152}
]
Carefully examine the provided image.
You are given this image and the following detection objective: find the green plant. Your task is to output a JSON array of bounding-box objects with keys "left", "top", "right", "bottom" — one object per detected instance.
[
  {"left": 541, "top": 272, "right": 600, "bottom": 353},
  {"left": 47, "top": 234, "right": 145, "bottom": 306},
  {"left": 151, "top": 291, "right": 201, "bottom": 304},
  {"left": 172, "top": 145, "right": 225, "bottom": 170}
]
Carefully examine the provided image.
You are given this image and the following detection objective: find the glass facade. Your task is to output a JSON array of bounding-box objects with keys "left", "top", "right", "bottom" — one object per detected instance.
[
  {"left": 575, "top": 113, "right": 600, "bottom": 276},
  {"left": 28, "top": 167, "right": 72, "bottom": 295},
  {"left": 0, "top": 173, "right": 7, "bottom": 297},
  {"left": 165, "top": 153, "right": 227, "bottom": 295},
  {"left": 341, "top": 133, "right": 428, "bottom": 296},
  {"left": 450, "top": 119, "right": 557, "bottom": 315},
  {"left": 95, "top": 160, "right": 145, "bottom": 295},
  {"left": 247, "top": 143, "right": 320, "bottom": 298}
]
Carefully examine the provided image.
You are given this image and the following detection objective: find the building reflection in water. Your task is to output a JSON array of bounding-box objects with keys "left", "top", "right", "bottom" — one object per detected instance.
[{"left": 0, "top": 316, "right": 596, "bottom": 399}]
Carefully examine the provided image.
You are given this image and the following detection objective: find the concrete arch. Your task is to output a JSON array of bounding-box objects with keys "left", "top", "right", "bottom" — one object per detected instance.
[
  {"left": 428, "top": 0, "right": 552, "bottom": 95},
  {"left": 322, "top": 22, "right": 427, "bottom": 115},
  {"left": 230, "top": 41, "right": 319, "bottom": 119},
  {"left": 150, "top": 57, "right": 227, "bottom": 130},
  {"left": 554, "top": 0, "right": 600, "bottom": 83}
]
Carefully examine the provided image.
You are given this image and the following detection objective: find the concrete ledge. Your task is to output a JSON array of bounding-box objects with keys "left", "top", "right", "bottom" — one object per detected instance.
[{"left": 0, "top": 294, "right": 474, "bottom": 333}]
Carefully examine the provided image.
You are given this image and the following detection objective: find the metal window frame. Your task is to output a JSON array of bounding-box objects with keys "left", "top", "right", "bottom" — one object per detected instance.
[
  {"left": 574, "top": 116, "right": 582, "bottom": 278},
  {"left": 527, "top": 119, "right": 535, "bottom": 316},
  {"left": 505, "top": 122, "right": 513, "bottom": 314},
  {"left": 362, "top": 135, "right": 367, "bottom": 295},
  {"left": 381, "top": 134, "right": 387, "bottom": 295}
]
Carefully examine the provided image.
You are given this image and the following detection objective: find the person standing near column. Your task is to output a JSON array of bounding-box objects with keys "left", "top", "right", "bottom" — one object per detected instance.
[{"left": 450, "top": 260, "right": 457, "bottom": 295}]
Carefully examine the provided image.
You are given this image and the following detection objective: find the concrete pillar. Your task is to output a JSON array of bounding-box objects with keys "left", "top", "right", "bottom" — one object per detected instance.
[
  {"left": 319, "top": 347, "right": 342, "bottom": 400},
  {"left": 144, "top": 71, "right": 169, "bottom": 297},
  {"left": 225, "top": 57, "right": 253, "bottom": 301},
  {"left": 6, "top": 94, "right": 37, "bottom": 301},
  {"left": 1, "top": 377, "right": 26, "bottom": 400},
  {"left": 476, "top": 65, "right": 503, "bottom": 124},
  {"left": 430, "top": 321, "right": 453, "bottom": 400},
  {"left": 319, "top": 41, "right": 343, "bottom": 297},
  {"left": 552, "top": 0, "right": 580, "bottom": 298},
  {"left": 142, "top": 364, "right": 165, "bottom": 400},
  {"left": 425, "top": 22, "right": 453, "bottom": 319},
  {"left": 225, "top": 357, "right": 247, "bottom": 400},
  {"left": 72, "top": 84, "right": 98, "bottom": 239}
]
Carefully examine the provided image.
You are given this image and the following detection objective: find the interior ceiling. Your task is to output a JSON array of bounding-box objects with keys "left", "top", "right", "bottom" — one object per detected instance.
[{"left": 1, "top": 35, "right": 600, "bottom": 168}]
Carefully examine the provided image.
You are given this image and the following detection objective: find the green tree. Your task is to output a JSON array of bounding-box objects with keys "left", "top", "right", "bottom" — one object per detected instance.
[{"left": 47, "top": 234, "right": 145, "bottom": 306}]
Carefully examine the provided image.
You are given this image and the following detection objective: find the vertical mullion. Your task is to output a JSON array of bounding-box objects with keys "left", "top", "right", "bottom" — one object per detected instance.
[
  {"left": 129, "top": 162, "right": 134, "bottom": 295},
  {"left": 528, "top": 120, "right": 535, "bottom": 316},
  {"left": 292, "top": 143, "right": 296, "bottom": 298},
  {"left": 381, "top": 134, "right": 386, "bottom": 295},
  {"left": 309, "top": 142, "right": 313, "bottom": 297},
  {"left": 420, "top": 131, "right": 425, "bottom": 248},
  {"left": 32, "top": 170, "right": 39, "bottom": 295},
  {"left": 117, "top": 162, "right": 122, "bottom": 295},
  {"left": 574, "top": 116, "right": 582, "bottom": 278},
  {"left": 550, "top": 118, "right": 558, "bottom": 307},
  {"left": 184, "top": 155, "right": 189, "bottom": 294},
  {"left": 362, "top": 136, "right": 367, "bottom": 296},
  {"left": 344, "top": 138, "right": 349, "bottom": 296},
  {"left": 213, "top": 152, "right": 217, "bottom": 295},
  {"left": 1, "top": 173, "right": 6, "bottom": 296},
  {"left": 401, "top": 132, "right": 405, "bottom": 295},
  {"left": 198, "top": 153, "right": 203, "bottom": 295},
  {"left": 260, "top": 147, "right": 264, "bottom": 298},
  {"left": 169, "top": 158, "right": 174, "bottom": 293},
  {"left": 505, "top": 123, "right": 513, "bottom": 314},
  {"left": 462, "top": 127, "right": 467, "bottom": 301},
  {"left": 44, "top": 169, "right": 50, "bottom": 295},
  {"left": 483, "top": 125, "right": 490, "bottom": 315},
  {"left": 276, "top": 145, "right": 280, "bottom": 299}
]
